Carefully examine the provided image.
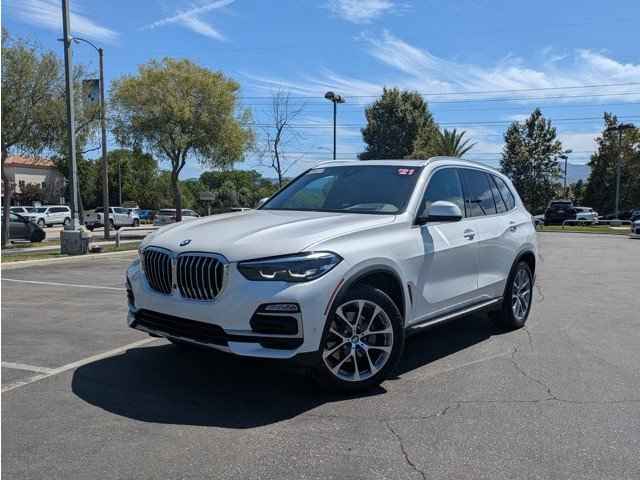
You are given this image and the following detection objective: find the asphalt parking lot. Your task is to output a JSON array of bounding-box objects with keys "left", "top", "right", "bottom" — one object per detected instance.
[{"left": 2, "top": 233, "right": 639, "bottom": 479}]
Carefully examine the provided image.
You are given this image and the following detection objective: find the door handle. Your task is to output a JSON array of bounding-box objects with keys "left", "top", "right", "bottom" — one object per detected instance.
[
  {"left": 509, "top": 221, "right": 517, "bottom": 232},
  {"left": 463, "top": 229, "right": 475, "bottom": 240}
]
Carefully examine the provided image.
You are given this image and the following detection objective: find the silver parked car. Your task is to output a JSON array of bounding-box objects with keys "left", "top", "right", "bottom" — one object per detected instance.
[{"left": 153, "top": 209, "right": 200, "bottom": 226}]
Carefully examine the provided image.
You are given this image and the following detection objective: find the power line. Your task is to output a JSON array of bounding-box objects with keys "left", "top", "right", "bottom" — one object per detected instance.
[
  {"left": 238, "top": 82, "right": 640, "bottom": 100},
  {"left": 239, "top": 91, "right": 640, "bottom": 108},
  {"left": 250, "top": 115, "right": 640, "bottom": 129}
]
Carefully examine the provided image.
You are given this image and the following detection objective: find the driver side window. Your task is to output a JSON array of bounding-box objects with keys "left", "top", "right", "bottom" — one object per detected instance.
[{"left": 420, "top": 168, "right": 465, "bottom": 217}]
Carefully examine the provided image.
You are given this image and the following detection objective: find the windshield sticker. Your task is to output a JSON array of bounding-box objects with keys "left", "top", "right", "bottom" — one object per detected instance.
[{"left": 397, "top": 168, "right": 416, "bottom": 176}]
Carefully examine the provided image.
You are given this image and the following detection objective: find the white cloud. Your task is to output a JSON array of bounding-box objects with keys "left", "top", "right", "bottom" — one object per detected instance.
[
  {"left": 245, "top": 31, "right": 640, "bottom": 104},
  {"left": 142, "top": 0, "right": 234, "bottom": 41},
  {"left": 179, "top": 16, "right": 225, "bottom": 41},
  {"left": 8, "top": 0, "right": 119, "bottom": 44},
  {"left": 326, "top": 0, "right": 397, "bottom": 24},
  {"left": 362, "top": 31, "right": 640, "bottom": 101}
]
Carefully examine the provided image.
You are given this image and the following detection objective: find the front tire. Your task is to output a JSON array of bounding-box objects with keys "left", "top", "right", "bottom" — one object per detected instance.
[
  {"left": 491, "top": 261, "right": 533, "bottom": 330},
  {"left": 63, "top": 217, "right": 70, "bottom": 226},
  {"left": 313, "top": 285, "right": 405, "bottom": 392},
  {"left": 37, "top": 219, "right": 45, "bottom": 227},
  {"left": 132, "top": 218, "right": 140, "bottom": 227}
]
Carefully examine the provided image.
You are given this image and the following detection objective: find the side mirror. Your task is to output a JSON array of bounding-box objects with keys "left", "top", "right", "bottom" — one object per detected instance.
[
  {"left": 257, "top": 197, "right": 269, "bottom": 208},
  {"left": 416, "top": 200, "right": 463, "bottom": 225}
]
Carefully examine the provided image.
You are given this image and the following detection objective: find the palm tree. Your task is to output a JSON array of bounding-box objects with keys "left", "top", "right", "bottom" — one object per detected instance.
[{"left": 432, "top": 129, "right": 475, "bottom": 157}]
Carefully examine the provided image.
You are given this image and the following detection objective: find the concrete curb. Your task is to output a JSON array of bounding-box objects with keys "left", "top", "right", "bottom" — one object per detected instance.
[{"left": 1, "top": 249, "right": 138, "bottom": 270}]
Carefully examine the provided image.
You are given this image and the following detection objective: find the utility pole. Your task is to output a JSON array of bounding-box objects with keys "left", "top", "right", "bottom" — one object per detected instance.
[
  {"left": 324, "top": 91, "right": 345, "bottom": 160},
  {"left": 98, "top": 47, "right": 110, "bottom": 239},
  {"left": 563, "top": 156, "right": 568, "bottom": 197},
  {"left": 72, "top": 37, "right": 110, "bottom": 238},
  {"left": 61, "top": 0, "right": 79, "bottom": 230},
  {"left": 605, "top": 123, "right": 635, "bottom": 219},
  {"left": 118, "top": 157, "right": 122, "bottom": 205}
]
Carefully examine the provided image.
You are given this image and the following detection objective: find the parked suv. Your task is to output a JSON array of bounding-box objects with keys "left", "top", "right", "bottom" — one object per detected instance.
[
  {"left": 126, "top": 158, "right": 537, "bottom": 391},
  {"left": 85, "top": 207, "right": 140, "bottom": 230},
  {"left": 26, "top": 205, "right": 71, "bottom": 227},
  {"left": 544, "top": 200, "right": 575, "bottom": 225},
  {"left": 153, "top": 209, "right": 200, "bottom": 226}
]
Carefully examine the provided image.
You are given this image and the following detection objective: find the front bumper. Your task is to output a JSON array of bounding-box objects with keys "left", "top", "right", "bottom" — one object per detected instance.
[{"left": 126, "top": 255, "right": 348, "bottom": 359}]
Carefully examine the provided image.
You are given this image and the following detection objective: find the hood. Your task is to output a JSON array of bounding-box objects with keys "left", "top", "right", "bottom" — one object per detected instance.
[{"left": 143, "top": 209, "right": 395, "bottom": 262}]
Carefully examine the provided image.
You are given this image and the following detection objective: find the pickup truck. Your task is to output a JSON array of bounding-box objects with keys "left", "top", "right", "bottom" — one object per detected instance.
[{"left": 85, "top": 207, "right": 140, "bottom": 231}]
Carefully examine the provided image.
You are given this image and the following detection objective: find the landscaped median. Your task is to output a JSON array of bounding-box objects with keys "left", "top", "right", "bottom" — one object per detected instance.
[
  {"left": 1, "top": 242, "right": 141, "bottom": 264},
  {"left": 537, "top": 225, "right": 631, "bottom": 235}
]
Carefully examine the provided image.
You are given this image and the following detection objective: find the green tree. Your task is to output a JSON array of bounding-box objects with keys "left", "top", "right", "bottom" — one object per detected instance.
[
  {"left": 583, "top": 114, "right": 640, "bottom": 215},
  {"left": 1, "top": 30, "right": 63, "bottom": 246},
  {"left": 359, "top": 88, "right": 438, "bottom": 160},
  {"left": 110, "top": 58, "right": 254, "bottom": 221},
  {"left": 199, "top": 169, "right": 277, "bottom": 208},
  {"left": 427, "top": 128, "right": 475, "bottom": 157},
  {"left": 100, "top": 149, "right": 160, "bottom": 209},
  {"left": 500, "top": 109, "right": 569, "bottom": 213},
  {"left": 18, "top": 183, "right": 46, "bottom": 205},
  {"left": 571, "top": 179, "right": 585, "bottom": 205}
]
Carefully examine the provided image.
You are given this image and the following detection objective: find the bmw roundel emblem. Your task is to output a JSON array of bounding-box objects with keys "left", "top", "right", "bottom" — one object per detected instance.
[{"left": 179, "top": 239, "right": 192, "bottom": 247}]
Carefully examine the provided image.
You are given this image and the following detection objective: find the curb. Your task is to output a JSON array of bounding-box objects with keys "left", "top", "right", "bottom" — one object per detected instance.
[{"left": 1, "top": 249, "right": 138, "bottom": 270}]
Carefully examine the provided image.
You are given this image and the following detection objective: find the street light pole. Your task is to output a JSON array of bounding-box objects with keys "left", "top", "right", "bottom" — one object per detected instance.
[
  {"left": 61, "top": 0, "right": 80, "bottom": 230},
  {"left": 98, "top": 47, "right": 110, "bottom": 239},
  {"left": 72, "top": 37, "right": 110, "bottom": 239},
  {"left": 605, "top": 123, "right": 635, "bottom": 219},
  {"left": 324, "top": 91, "right": 345, "bottom": 160}
]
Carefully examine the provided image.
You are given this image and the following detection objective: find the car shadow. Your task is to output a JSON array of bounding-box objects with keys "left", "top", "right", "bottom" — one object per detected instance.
[{"left": 71, "top": 313, "right": 504, "bottom": 428}]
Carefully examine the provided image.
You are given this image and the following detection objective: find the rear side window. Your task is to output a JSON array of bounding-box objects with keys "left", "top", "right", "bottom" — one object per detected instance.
[
  {"left": 494, "top": 176, "right": 516, "bottom": 210},
  {"left": 421, "top": 168, "right": 465, "bottom": 216},
  {"left": 461, "top": 169, "right": 497, "bottom": 217},
  {"left": 488, "top": 176, "right": 507, "bottom": 213}
]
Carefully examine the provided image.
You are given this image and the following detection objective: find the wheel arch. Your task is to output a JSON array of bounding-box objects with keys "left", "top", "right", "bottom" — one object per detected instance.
[
  {"left": 332, "top": 265, "right": 408, "bottom": 325},
  {"left": 514, "top": 249, "right": 536, "bottom": 278}
]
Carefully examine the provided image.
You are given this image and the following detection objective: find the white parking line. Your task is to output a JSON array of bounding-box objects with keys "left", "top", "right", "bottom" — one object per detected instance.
[
  {"left": 2, "top": 278, "right": 125, "bottom": 291},
  {"left": 1, "top": 337, "right": 158, "bottom": 393},
  {"left": 1, "top": 362, "right": 55, "bottom": 374}
]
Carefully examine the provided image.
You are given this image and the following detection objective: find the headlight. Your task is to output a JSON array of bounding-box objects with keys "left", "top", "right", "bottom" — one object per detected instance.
[{"left": 238, "top": 252, "right": 342, "bottom": 282}]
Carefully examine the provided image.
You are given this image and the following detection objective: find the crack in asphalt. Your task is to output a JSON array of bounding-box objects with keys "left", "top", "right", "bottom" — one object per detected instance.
[
  {"left": 510, "top": 345, "right": 557, "bottom": 400},
  {"left": 385, "top": 420, "right": 427, "bottom": 480}
]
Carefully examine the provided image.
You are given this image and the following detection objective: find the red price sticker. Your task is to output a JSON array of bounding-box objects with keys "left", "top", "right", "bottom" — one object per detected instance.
[{"left": 397, "top": 168, "right": 415, "bottom": 176}]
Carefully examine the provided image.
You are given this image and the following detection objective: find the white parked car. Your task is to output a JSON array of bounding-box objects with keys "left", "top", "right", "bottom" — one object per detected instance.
[
  {"left": 10, "top": 206, "right": 35, "bottom": 215},
  {"left": 574, "top": 207, "right": 599, "bottom": 224},
  {"left": 127, "top": 158, "right": 537, "bottom": 391},
  {"left": 153, "top": 209, "right": 200, "bottom": 226},
  {"left": 26, "top": 205, "right": 71, "bottom": 227},
  {"left": 631, "top": 220, "right": 640, "bottom": 239},
  {"left": 85, "top": 207, "right": 140, "bottom": 231}
]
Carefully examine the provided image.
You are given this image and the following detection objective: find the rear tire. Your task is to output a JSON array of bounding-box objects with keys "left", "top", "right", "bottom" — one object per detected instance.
[
  {"left": 63, "top": 217, "right": 70, "bottom": 226},
  {"left": 491, "top": 261, "right": 533, "bottom": 330},
  {"left": 132, "top": 218, "right": 140, "bottom": 227},
  {"left": 313, "top": 285, "right": 405, "bottom": 392}
]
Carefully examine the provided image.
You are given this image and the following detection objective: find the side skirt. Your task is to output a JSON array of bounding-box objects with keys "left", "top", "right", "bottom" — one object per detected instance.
[{"left": 406, "top": 298, "right": 502, "bottom": 336}]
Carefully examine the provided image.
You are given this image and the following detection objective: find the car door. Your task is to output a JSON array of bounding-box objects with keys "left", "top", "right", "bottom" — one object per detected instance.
[
  {"left": 460, "top": 168, "right": 511, "bottom": 299},
  {"left": 410, "top": 167, "right": 480, "bottom": 322},
  {"left": 9, "top": 213, "right": 29, "bottom": 239}
]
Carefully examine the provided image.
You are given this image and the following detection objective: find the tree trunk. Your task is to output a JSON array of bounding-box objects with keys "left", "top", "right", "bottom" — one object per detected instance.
[
  {"left": 172, "top": 172, "right": 182, "bottom": 222},
  {"left": 274, "top": 147, "right": 283, "bottom": 187},
  {"left": 1, "top": 149, "right": 12, "bottom": 248}
]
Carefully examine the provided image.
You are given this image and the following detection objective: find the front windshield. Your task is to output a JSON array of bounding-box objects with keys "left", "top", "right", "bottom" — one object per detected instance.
[{"left": 262, "top": 165, "right": 422, "bottom": 214}]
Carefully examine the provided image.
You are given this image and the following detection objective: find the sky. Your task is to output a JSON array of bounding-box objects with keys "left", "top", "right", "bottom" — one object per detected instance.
[{"left": 2, "top": 0, "right": 640, "bottom": 180}]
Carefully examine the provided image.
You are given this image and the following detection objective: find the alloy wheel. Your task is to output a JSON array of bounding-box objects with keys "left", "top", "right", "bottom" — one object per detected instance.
[
  {"left": 322, "top": 299, "right": 394, "bottom": 382},
  {"left": 511, "top": 268, "right": 532, "bottom": 322}
]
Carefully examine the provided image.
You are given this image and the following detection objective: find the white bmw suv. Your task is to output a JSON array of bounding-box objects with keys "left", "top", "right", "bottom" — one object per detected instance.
[{"left": 126, "top": 158, "right": 537, "bottom": 391}]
